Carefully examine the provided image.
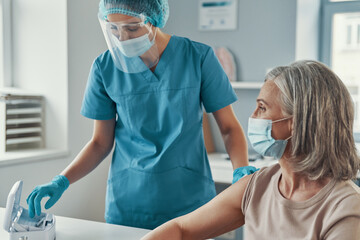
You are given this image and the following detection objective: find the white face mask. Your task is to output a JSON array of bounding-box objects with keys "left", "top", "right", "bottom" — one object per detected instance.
[{"left": 112, "top": 33, "right": 155, "bottom": 58}]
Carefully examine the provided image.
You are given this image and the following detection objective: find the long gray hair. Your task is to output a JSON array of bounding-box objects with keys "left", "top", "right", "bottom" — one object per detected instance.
[{"left": 266, "top": 60, "right": 360, "bottom": 181}]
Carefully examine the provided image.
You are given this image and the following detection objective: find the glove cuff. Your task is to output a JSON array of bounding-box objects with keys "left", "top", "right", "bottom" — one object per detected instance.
[
  {"left": 233, "top": 166, "right": 259, "bottom": 176},
  {"left": 232, "top": 166, "right": 259, "bottom": 184},
  {"left": 52, "top": 175, "right": 70, "bottom": 190}
]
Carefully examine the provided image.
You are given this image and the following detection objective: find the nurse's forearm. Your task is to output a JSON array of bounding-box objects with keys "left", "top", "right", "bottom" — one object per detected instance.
[
  {"left": 60, "top": 140, "right": 112, "bottom": 184},
  {"left": 212, "top": 106, "right": 248, "bottom": 170},
  {"left": 222, "top": 125, "right": 249, "bottom": 170}
]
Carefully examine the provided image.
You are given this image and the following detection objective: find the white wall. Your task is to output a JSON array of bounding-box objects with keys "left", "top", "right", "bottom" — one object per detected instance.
[
  {"left": 0, "top": 0, "right": 13, "bottom": 87},
  {"left": 0, "top": 0, "right": 110, "bottom": 222},
  {"left": 164, "top": 0, "right": 297, "bottom": 82},
  {"left": 11, "top": 0, "right": 68, "bottom": 150},
  {"left": 296, "top": 0, "right": 321, "bottom": 60}
]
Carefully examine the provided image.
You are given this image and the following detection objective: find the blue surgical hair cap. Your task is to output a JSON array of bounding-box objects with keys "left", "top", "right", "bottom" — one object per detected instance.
[{"left": 99, "top": 0, "right": 169, "bottom": 28}]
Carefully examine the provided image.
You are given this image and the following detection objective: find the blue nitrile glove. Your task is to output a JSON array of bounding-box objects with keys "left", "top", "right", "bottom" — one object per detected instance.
[
  {"left": 232, "top": 166, "right": 259, "bottom": 184},
  {"left": 26, "top": 175, "right": 70, "bottom": 218}
]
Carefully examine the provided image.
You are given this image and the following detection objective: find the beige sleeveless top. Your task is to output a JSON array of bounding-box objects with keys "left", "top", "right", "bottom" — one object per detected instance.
[{"left": 242, "top": 164, "right": 360, "bottom": 239}]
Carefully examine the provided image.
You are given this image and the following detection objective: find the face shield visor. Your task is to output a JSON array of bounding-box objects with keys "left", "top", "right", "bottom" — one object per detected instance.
[{"left": 98, "top": 12, "right": 159, "bottom": 73}]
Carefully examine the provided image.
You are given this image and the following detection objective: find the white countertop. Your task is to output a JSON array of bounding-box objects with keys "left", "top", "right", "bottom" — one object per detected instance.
[
  {"left": 208, "top": 153, "right": 278, "bottom": 184},
  {"left": 0, "top": 208, "right": 149, "bottom": 240},
  {"left": 209, "top": 149, "right": 360, "bottom": 183}
]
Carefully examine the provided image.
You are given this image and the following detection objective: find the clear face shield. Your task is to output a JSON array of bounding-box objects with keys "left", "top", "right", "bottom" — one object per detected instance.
[{"left": 98, "top": 13, "right": 159, "bottom": 73}]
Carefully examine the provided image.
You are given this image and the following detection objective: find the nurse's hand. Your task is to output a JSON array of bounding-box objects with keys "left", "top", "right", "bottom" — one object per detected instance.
[
  {"left": 26, "top": 175, "right": 70, "bottom": 218},
  {"left": 232, "top": 166, "right": 259, "bottom": 184}
]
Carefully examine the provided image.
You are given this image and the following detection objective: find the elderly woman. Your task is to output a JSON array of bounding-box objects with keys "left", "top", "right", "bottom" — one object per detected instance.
[{"left": 141, "top": 60, "right": 360, "bottom": 240}]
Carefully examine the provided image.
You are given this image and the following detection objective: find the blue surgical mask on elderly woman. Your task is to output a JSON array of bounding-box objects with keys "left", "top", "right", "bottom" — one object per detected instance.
[{"left": 248, "top": 117, "right": 292, "bottom": 159}]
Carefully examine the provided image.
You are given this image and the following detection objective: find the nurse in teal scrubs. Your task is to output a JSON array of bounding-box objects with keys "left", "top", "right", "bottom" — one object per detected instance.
[{"left": 26, "top": 0, "right": 257, "bottom": 230}]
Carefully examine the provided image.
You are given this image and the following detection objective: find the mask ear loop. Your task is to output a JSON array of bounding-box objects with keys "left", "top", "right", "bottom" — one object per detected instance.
[
  {"left": 285, "top": 135, "right": 292, "bottom": 141},
  {"left": 272, "top": 116, "right": 293, "bottom": 124},
  {"left": 148, "top": 25, "right": 158, "bottom": 44},
  {"left": 271, "top": 116, "right": 293, "bottom": 141}
]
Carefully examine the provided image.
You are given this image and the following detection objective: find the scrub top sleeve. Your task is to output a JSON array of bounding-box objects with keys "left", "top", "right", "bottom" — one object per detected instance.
[
  {"left": 200, "top": 47, "right": 237, "bottom": 113},
  {"left": 80, "top": 60, "right": 116, "bottom": 120}
]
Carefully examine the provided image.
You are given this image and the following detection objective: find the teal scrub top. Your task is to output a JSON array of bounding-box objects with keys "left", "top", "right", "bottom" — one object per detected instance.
[{"left": 81, "top": 35, "right": 238, "bottom": 229}]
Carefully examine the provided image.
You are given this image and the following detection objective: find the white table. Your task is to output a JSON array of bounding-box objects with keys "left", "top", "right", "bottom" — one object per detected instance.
[
  {"left": 0, "top": 208, "right": 150, "bottom": 240},
  {"left": 209, "top": 151, "right": 360, "bottom": 183}
]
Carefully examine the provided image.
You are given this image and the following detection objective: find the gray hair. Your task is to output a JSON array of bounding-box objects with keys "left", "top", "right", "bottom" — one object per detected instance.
[{"left": 266, "top": 60, "right": 360, "bottom": 181}]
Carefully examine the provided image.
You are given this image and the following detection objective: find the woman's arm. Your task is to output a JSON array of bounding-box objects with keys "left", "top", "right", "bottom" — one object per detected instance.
[
  {"left": 323, "top": 217, "right": 360, "bottom": 240},
  {"left": 141, "top": 174, "right": 252, "bottom": 240},
  {"left": 61, "top": 119, "right": 116, "bottom": 184},
  {"left": 212, "top": 105, "right": 248, "bottom": 170}
]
